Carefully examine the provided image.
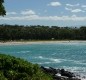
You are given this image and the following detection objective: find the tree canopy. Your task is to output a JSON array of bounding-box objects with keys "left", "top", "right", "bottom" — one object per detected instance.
[
  {"left": 0, "top": 24, "right": 86, "bottom": 41},
  {"left": 0, "top": 0, "right": 6, "bottom": 16}
]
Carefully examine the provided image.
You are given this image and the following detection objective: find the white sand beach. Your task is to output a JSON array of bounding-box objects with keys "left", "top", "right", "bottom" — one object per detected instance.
[{"left": 0, "top": 40, "right": 86, "bottom": 45}]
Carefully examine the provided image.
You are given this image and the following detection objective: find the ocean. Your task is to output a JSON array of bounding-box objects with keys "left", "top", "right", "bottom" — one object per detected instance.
[{"left": 0, "top": 42, "right": 86, "bottom": 79}]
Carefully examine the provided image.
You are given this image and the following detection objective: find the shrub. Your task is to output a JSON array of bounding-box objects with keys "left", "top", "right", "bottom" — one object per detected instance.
[{"left": 0, "top": 54, "right": 53, "bottom": 80}]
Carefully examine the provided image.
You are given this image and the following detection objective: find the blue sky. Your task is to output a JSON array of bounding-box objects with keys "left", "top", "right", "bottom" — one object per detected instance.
[{"left": 0, "top": 0, "right": 86, "bottom": 27}]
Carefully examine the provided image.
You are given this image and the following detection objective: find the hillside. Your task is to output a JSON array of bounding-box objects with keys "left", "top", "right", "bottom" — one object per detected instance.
[{"left": 0, "top": 54, "right": 53, "bottom": 80}]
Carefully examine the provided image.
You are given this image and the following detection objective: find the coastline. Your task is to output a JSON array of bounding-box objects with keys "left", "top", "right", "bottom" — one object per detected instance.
[
  {"left": 0, "top": 40, "right": 86, "bottom": 45},
  {"left": 0, "top": 40, "right": 86, "bottom": 80}
]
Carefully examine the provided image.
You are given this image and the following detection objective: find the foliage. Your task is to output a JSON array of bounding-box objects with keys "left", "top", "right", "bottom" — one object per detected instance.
[
  {"left": 0, "top": 54, "right": 53, "bottom": 80},
  {"left": 0, "top": 24, "right": 86, "bottom": 40},
  {"left": 0, "top": 0, "right": 6, "bottom": 16}
]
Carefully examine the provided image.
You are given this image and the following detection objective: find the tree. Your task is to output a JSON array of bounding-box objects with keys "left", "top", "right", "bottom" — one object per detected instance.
[{"left": 0, "top": 0, "right": 6, "bottom": 16}]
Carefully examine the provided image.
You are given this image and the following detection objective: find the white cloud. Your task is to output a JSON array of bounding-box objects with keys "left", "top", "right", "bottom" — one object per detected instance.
[
  {"left": 65, "top": 7, "right": 85, "bottom": 13},
  {"left": 65, "top": 4, "right": 86, "bottom": 13},
  {"left": 65, "top": 7, "right": 72, "bottom": 11},
  {"left": 48, "top": 2, "right": 61, "bottom": 7},
  {"left": 6, "top": 12, "right": 17, "bottom": 15},
  {"left": 66, "top": 3, "right": 80, "bottom": 7},
  {"left": 0, "top": 14, "right": 86, "bottom": 21},
  {"left": 66, "top": 4, "right": 74, "bottom": 7},
  {"left": 21, "top": 10, "right": 36, "bottom": 15},
  {"left": 82, "top": 5, "right": 86, "bottom": 8},
  {"left": 71, "top": 9, "right": 85, "bottom": 13}
]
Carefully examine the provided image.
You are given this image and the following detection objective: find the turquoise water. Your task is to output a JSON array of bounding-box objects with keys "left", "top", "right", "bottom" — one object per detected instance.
[{"left": 0, "top": 42, "right": 86, "bottom": 78}]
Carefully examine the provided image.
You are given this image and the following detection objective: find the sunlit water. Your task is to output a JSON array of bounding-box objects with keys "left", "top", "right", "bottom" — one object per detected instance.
[{"left": 0, "top": 42, "right": 86, "bottom": 79}]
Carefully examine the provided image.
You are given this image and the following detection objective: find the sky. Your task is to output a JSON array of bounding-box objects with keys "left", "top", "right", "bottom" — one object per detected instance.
[{"left": 0, "top": 0, "right": 86, "bottom": 27}]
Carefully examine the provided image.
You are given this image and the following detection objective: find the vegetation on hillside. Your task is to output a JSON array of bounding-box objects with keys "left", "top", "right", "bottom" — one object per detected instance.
[
  {"left": 0, "top": 24, "right": 86, "bottom": 41},
  {"left": 0, "top": 54, "right": 53, "bottom": 80}
]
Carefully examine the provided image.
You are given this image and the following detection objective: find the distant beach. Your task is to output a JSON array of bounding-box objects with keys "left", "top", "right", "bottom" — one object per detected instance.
[{"left": 0, "top": 40, "right": 86, "bottom": 45}]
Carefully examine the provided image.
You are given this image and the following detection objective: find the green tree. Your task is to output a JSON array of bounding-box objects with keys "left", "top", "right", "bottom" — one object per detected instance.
[{"left": 0, "top": 0, "right": 6, "bottom": 16}]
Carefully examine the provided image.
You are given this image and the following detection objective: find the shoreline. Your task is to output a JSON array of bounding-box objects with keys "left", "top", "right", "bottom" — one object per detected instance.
[
  {"left": 0, "top": 40, "right": 86, "bottom": 80},
  {"left": 0, "top": 40, "right": 86, "bottom": 45}
]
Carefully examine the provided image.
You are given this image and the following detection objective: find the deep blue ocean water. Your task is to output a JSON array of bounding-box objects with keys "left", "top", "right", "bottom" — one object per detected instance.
[{"left": 0, "top": 42, "right": 86, "bottom": 79}]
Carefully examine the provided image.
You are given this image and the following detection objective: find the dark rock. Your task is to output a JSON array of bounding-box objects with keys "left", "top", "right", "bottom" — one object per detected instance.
[
  {"left": 41, "top": 66, "right": 59, "bottom": 75},
  {"left": 49, "top": 67, "right": 58, "bottom": 74},
  {"left": 69, "top": 78, "right": 81, "bottom": 80},
  {"left": 54, "top": 75, "right": 68, "bottom": 80},
  {"left": 61, "top": 69, "right": 75, "bottom": 78},
  {"left": 40, "top": 66, "right": 81, "bottom": 80},
  {"left": 41, "top": 66, "right": 53, "bottom": 74}
]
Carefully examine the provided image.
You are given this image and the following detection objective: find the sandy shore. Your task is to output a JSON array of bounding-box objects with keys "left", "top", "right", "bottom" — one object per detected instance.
[{"left": 0, "top": 40, "right": 86, "bottom": 45}]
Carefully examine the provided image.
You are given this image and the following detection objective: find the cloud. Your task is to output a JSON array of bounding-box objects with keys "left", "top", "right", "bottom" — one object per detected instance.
[
  {"left": 65, "top": 7, "right": 85, "bottom": 13},
  {"left": 0, "top": 14, "right": 86, "bottom": 21},
  {"left": 71, "top": 9, "right": 85, "bottom": 13},
  {"left": 65, "top": 7, "right": 72, "bottom": 11},
  {"left": 66, "top": 3, "right": 80, "bottom": 7},
  {"left": 66, "top": 4, "right": 74, "bottom": 7},
  {"left": 48, "top": 2, "right": 61, "bottom": 7},
  {"left": 21, "top": 10, "right": 36, "bottom": 15},
  {"left": 65, "top": 3, "right": 86, "bottom": 13},
  {"left": 81, "top": 5, "right": 86, "bottom": 8},
  {"left": 6, "top": 12, "right": 17, "bottom": 15}
]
